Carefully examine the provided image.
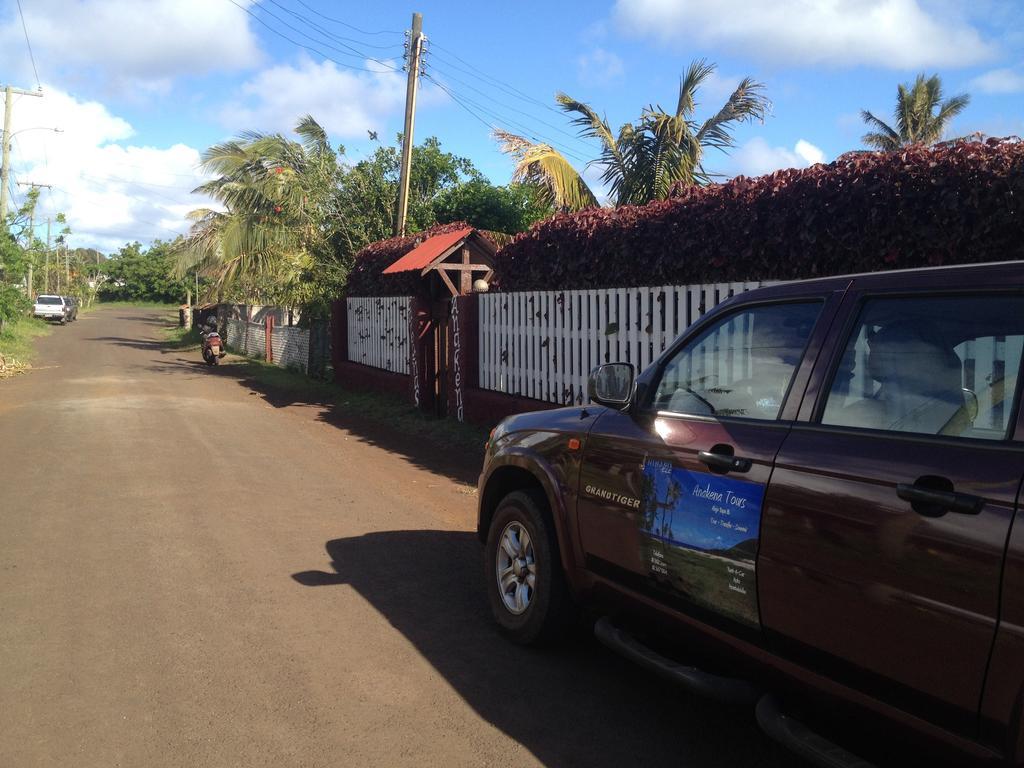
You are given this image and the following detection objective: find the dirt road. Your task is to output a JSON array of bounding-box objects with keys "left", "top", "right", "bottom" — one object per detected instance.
[{"left": 0, "top": 307, "right": 787, "bottom": 767}]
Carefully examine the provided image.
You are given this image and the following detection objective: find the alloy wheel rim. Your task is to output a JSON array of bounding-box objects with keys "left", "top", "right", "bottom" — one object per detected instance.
[{"left": 496, "top": 521, "right": 536, "bottom": 615}]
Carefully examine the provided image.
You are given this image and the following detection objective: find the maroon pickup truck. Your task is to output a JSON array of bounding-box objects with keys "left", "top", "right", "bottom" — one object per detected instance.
[{"left": 477, "top": 261, "right": 1024, "bottom": 767}]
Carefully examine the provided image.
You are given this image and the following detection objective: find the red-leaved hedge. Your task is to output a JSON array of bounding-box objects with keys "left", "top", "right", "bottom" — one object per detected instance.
[{"left": 493, "top": 138, "right": 1024, "bottom": 291}]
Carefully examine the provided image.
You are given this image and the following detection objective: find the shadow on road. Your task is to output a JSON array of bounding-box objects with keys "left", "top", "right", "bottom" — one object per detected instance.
[
  {"left": 111, "top": 314, "right": 172, "bottom": 327},
  {"left": 87, "top": 336, "right": 169, "bottom": 351},
  {"left": 151, "top": 349, "right": 482, "bottom": 486},
  {"left": 292, "top": 530, "right": 786, "bottom": 768}
]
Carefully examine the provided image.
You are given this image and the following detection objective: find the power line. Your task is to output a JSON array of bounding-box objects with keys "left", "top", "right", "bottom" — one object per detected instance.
[
  {"left": 246, "top": 0, "right": 401, "bottom": 73},
  {"left": 292, "top": 0, "right": 402, "bottom": 36},
  {"left": 131, "top": 217, "right": 189, "bottom": 236},
  {"left": 429, "top": 40, "right": 567, "bottom": 118},
  {"left": 84, "top": 173, "right": 195, "bottom": 191},
  {"left": 79, "top": 173, "right": 200, "bottom": 206},
  {"left": 226, "top": 0, "right": 399, "bottom": 74},
  {"left": 423, "top": 73, "right": 591, "bottom": 164},
  {"left": 424, "top": 76, "right": 496, "bottom": 134},
  {"left": 15, "top": 0, "right": 40, "bottom": 89},
  {"left": 426, "top": 58, "right": 594, "bottom": 153},
  {"left": 266, "top": 0, "right": 403, "bottom": 51},
  {"left": 228, "top": 1, "right": 592, "bottom": 165},
  {"left": 425, "top": 75, "right": 591, "bottom": 165},
  {"left": 88, "top": 160, "right": 203, "bottom": 178}
]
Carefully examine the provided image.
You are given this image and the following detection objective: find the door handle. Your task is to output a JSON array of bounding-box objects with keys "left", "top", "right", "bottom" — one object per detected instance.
[
  {"left": 697, "top": 450, "right": 752, "bottom": 474},
  {"left": 896, "top": 483, "right": 984, "bottom": 516}
]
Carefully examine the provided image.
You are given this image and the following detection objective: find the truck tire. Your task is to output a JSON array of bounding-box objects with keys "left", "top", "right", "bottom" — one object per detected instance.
[{"left": 485, "top": 490, "right": 573, "bottom": 645}]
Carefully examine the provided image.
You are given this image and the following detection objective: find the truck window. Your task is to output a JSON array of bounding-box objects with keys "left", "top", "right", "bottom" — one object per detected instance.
[
  {"left": 821, "top": 295, "right": 1024, "bottom": 440},
  {"left": 652, "top": 302, "right": 822, "bottom": 420}
]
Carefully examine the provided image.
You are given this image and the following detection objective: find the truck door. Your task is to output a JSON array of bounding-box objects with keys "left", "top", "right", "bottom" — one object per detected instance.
[
  {"left": 759, "top": 276, "right": 1024, "bottom": 739},
  {"left": 576, "top": 289, "right": 840, "bottom": 632}
]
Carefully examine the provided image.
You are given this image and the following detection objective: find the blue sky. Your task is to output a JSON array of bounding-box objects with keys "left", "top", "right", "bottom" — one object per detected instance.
[{"left": 1, "top": 0, "right": 1021, "bottom": 251}]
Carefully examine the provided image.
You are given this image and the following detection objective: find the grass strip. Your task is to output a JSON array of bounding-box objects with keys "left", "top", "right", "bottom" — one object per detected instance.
[
  {"left": 0, "top": 317, "right": 52, "bottom": 367},
  {"left": 160, "top": 312, "right": 487, "bottom": 456},
  {"left": 84, "top": 300, "right": 182, "bottom": 313},
  {"left": 228, "top": 355, "right": 488, "bottom": 455}
]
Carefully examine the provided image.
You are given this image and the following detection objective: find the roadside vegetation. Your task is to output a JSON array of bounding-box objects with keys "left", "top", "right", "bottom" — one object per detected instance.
[
  {"left": 0, "top": 63, "right": 985, "bottom": 387},
  {"left": 97, "top": 240, "right": 192, "bottom": 304},
  {"left": 168, "top": 120, "right": 553, "bottom": 317},
  {"left": 162, "top": 321, "right": 202, "bottom": 350},
  {"left": 496, "top": 59, "right": 770, "bottom": 212},
  {"left": 84, "top": 300, "right": 181, "bottom": 312},
  {"left": 0, "top": 316, "right": 50, "bottom": 372},
  {"left": 232, "top": 356, "right": 489, "bottom": 454}
]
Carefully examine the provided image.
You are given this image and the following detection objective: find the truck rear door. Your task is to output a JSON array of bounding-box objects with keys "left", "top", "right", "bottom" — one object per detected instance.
[{"left": 759, "top": 266, "right": 1024, "bottom": 739}]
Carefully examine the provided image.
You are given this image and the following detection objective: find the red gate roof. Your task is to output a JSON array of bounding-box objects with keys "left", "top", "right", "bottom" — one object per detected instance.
[{"left": 382, "top": 227, "right": 474, "bottom": 274}]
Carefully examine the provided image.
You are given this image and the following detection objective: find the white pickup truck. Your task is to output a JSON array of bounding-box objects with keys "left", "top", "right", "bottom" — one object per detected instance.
[{"left": 33, "top": 294, "right": 68, "bottom": 323}]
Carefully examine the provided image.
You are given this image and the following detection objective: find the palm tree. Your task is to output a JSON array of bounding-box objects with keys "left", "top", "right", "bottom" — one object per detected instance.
[
  {"left": 495, "top": 60, "right": 770, "bottom": 212},
  {"left": 172, "top": 115, "right": 343, "bottom": 304},
  {"left": 861, "top": 73, "right": 970, "bottom": 151}
]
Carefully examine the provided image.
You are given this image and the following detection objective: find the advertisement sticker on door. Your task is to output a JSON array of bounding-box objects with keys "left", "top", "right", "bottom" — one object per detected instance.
[{"left": 639, "top": 457, "right": 765, "bottom": 627}]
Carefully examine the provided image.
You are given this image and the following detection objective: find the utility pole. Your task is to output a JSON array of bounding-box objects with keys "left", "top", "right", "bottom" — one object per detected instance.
[
  {"left": 394, "top": 12, "right": 423, "bottom": 238},
  {"left": 25, "top": 204, "right": 33, "bottom": 297},
  {"left": 1, "top": 85, "right": 43, "bottom": 223},
  {"left": 45, "top": 217, "right": 50, "bottom": 293}
]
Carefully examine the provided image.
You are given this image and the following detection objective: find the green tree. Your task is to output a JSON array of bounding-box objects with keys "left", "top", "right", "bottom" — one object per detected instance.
[
  {"left": 0, "top": 283, "right": 29, "bottom": 326},
  {"left": 861, "top": 73, "right": 970, "bottom": 151},
  {"left": 174, "top": 123, "right": 550, "bottom": 311},
  {"left": 335, "top": 136, "right": 483, "bottom": 253},
  {"left": 434, "top": 180, "right": 553, "bottom": 234},
  {"left": 496, "top": 59, "right": 770, "bottom": 212},
  {"left": 101, "top": 240, "right": 189, "bottom": 303},
  {"left": 172, "top": 115, "right": 345, "bottom": 308},
  {"left": 0, "top": 229, "right": 29, "bottom": 285}
]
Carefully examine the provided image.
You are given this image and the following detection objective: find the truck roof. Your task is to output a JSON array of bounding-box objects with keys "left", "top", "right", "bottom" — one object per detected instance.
[{"left": 747, "top": 259, "right": 1024, "bottom": 296}]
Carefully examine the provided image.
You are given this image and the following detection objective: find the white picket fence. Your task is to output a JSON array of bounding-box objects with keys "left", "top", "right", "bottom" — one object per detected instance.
[
  {"left": 346, "top": 296, "right": 411, "bottom": 374},
  {"left": 478, "top": 282, "right": 767, "bottom": 405}
]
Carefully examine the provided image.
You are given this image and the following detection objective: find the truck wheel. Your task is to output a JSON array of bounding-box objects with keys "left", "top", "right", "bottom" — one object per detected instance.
[{"left": 485, "top": 490, "right": 572, "bottom": 645}]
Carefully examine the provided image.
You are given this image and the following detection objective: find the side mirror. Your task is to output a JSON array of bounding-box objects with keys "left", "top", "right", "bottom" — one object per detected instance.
[{"left": 588, "top": 363, "right": 635, "bottom": 409}]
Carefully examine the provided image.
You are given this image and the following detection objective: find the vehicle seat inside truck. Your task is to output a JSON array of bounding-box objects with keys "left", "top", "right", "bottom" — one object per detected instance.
[{"left": 835, "top": 324, "right": 968, "bottom": 435}]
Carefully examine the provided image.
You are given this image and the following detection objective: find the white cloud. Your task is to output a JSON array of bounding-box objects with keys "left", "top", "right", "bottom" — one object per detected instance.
[
  {"left": 613, "top": 0, "right": 994, "bottom": 68},
  {"left": 7, "top": 87, "right": 211, "bottom": 252},
  {"left": 0, "top": 0, "right": 261, "bottom": 91},
  {"left": 971, "top": 67, "right": 1024, "bottom": 94},
  {"left": 794, "top": 139, "right": 825, "bottom": 165},
  {"left": 577, "top": 48, "right": 625, "bottom": 86},
  {"left": 221, "top": 58, "right": 410, "bottom": 138},
  {"left": 726, "top": 137, "right": 826, "bottom": 178}
]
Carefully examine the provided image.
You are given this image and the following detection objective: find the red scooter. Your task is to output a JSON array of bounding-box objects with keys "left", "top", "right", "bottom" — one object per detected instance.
[{"left": 200, "top": 320, "right": 226, "bottom": 366}]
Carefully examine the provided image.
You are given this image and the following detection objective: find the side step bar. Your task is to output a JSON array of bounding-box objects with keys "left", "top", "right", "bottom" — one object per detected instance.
[
  {"left": 593, "top": 616, "right": 758, "bottom": 705},
  {"left": 755, "top": 694, "right": 876, "bottom": 768},
  {"left": 594, "top": 617, "right": 877, "bottom": 768}
]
